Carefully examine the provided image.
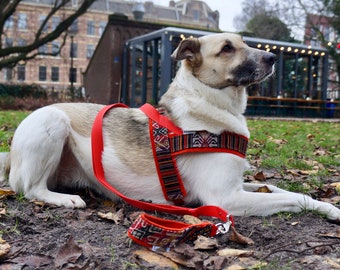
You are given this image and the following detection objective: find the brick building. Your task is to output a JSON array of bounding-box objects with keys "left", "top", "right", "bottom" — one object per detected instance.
[{"left": 0, "top": 0, "right": 219, "bottom": 98}]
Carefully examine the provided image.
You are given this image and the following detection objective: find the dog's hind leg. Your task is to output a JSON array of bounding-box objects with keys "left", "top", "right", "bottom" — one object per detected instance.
[{"left": 9, "top": 106, "right": 86, "bottom": 208}]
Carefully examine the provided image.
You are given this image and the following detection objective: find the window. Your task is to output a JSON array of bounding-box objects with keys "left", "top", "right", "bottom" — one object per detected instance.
[
  {"left": 87, "top": 44, "right": 95, "bottom": 59},
  {"left": 51, "top": 41, "right": 60, "bottom": 56},
  {"left": 70, "top": 43, "right": 78, "bottom": 58},
  {"left": 51, "top": 16, "right": 60, "bottom": 31},
  {"left": 69, "top": 19, "right": 78, "bottom": 34},
  {"left": 4, "top": 68, "right": 13, "bottom": 81},
  {"left": 69, "top": 67, "right": 77, "bottom": 83},
  {"left": 39, "top": 15, "right": 48, "bottom": 32},
  {"left": 39, "top": 66, "right": 47, "bottom": 81},
  {"left": 18, "top": 39, "right": 26, "bottom": 47},
  {"left": 5, "top": 38, "right": 13, "bottom": 48},
  {"left": 17, "top": 65, "right": 25, "bottom": 81},
  {"left": 87, "top": 20, "right": 95, "bottom": 35},
  {"left": 193, "top": 10, "right": 200, "bottom": 21},
  {"left": 38, "top": 44, "right": 48, "bottom": 54},
  {"left": 99, "top": 21, "right": 106, "bottom": 36},
  {"left": 4, "top": 16, "right": 14, "bottom": 29},
  {"left": 18, "top": 13, "right": 27, "bottom": 29},
  {"left": 51, "top": 67, "right": 59, "bottom": 82}
]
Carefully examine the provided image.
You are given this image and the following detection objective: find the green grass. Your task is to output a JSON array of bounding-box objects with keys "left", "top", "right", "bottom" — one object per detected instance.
[
  {"left": 0, "top": 110, "right": 29, "bottom": 151},
  {"left": 247, "top": 119, "right": 340, "bottom": 173},
  {"left": 0, "top": 110, "right": 338, "bottom": 175}
]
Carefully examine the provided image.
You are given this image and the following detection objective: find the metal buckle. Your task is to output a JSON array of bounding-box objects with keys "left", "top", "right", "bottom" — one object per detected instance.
[{"left": 216, "top": 214, "right": 232, "bottom": 235}]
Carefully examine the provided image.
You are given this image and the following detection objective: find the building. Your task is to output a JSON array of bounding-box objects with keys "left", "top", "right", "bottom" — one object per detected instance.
[
  {"left": 0, "top": 0, "right": 219, "bottom": 98},
  {"left": 304, "top": 13, "right": 339, "bottom": 100}
]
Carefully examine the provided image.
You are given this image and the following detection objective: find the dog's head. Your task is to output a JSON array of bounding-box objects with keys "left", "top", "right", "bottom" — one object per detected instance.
[{"left": 172, "top": 33, "right": 275, "bottom": 89}]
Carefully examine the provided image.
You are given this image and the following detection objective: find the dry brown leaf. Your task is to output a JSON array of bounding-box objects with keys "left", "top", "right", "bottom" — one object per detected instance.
[
  {"left": 330, "top": 182, "right": 340, "bottom": 189},
  {"left": 0, "top": 237, "right": 11, "bottom": 259},
  {"left": 134, "top": 249, "right": 178, "bottom": 269},
  {"left": 203, "top": 255, "right": 228, "bottom": 270},
  {"left": 54, "top": 236, "right": 82, "bottom": 268},
  {"left": 314, "top": 147, "right": 329, "bottom": 156},
  {"left": 238, "top": 257, "right": 268, "bottom": 268},
  {"left": 98, "top": 208, "right": 124, "bottom": 224},
  {"left": 183, "top": 214, "right": 202, "bottom": 225},
  {"left": 217, "top": 248, "right": 254, "bottom": 257},
  {"left": 0, "top": 188, "right": 15, "bottom": 199},
  {"left": 318, "top": 228, "right": 340, "bottom": 239},
  {"left": 0, "top": 208, "right": 6, "bottom": 216},
  {"left": 229, "top": 226, "right": 255, "bottom": 245},
  {"left": 253, "top": 185, "right": 272, "bottom": 193},
  {"left": 268, "top": 136, "right": 288, "bottom": 145},
  {"left": 225, "top": 264, "right": 245, "bottom": 270},
  {"left": 254, "top": 171, "right": 266, "bottom": 181},
  {"left": 11, "top": 254, "right": 53, "bottom": 267},
  {"left": 194, "top": 235, "right": 218, "bottom": 250}
]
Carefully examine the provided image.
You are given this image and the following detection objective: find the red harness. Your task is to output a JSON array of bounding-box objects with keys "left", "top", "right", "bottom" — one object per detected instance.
[{"left": 91, "top": 103, "right": 248, "bottom": 249}]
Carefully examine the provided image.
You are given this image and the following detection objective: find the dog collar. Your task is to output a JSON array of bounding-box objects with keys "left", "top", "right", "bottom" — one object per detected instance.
[{"left": 139, "top": 103, "right": 248, "bottom": 205}]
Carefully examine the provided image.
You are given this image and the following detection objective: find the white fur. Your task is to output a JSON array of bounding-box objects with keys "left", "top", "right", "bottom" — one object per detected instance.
[{"left": 3, "top": 33, "right": 340, "bottom": 222}]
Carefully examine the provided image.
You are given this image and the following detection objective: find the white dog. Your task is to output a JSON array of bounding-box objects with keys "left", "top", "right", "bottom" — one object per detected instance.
[{"left": 3, "top": 33, "right": 340, "bottom": 221}]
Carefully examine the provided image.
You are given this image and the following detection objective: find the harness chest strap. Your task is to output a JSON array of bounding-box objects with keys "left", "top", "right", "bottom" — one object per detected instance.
[
  {"left": 139, "top": 103, "right": 248, "bottom": 205},
  {"left": 91, "top": 103, "right": 240, "bottom": 249}
]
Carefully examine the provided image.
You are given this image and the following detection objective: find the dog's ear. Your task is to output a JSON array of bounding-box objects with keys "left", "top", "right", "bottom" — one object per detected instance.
[{"left": 171, "top": 38, "right": 201, "bottom": 61}]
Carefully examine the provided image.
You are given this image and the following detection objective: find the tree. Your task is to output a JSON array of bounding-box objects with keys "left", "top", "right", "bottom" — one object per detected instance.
[
  {"left": 246, "top": 14, "right": 292, "bottom": 41},
  {"left": 0, "top": 0, "right": 97, "bottom": 70},
  {"left": 276, "top": 0, "right": 340, "bottom": 95}
]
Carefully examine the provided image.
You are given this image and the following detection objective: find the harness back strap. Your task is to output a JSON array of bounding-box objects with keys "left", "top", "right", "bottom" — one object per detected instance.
[{"left": 91, "top": 103, "right": 233, "bottom": 249}]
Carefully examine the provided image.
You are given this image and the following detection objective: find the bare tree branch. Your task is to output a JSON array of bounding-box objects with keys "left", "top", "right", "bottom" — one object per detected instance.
[{"left": 0, "top": 0, "right": 97, "bottom": 70}]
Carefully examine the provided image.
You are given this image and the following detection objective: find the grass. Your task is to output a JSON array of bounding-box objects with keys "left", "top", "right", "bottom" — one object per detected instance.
[
  {"left": 0, "top": 110, "right": 29, "bottom": 151},
  {"left": 247, "top": 119, "right": 340, "bottom": 173},
  {"left": 0, "top": 110, "right": 338, "bottom": 175}
]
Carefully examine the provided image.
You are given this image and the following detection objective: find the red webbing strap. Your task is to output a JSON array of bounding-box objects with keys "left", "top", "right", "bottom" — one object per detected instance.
[{"left": 91, "top": 104, "right": 233, "bottom": 248}]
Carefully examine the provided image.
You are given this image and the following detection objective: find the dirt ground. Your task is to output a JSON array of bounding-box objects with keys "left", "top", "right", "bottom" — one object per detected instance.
[{"left": 1, "top": 170, "right": 340, "bottom": 270}]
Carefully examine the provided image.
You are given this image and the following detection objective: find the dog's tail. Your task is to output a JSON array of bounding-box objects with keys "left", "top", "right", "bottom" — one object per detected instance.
[{"left": 0, "top": 152, "right": 10, "bottom": 183}]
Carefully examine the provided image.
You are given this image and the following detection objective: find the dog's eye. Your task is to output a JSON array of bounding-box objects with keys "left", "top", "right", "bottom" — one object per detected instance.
[{"left": 221, "top": 44, "right": 234, "bottom": 53}]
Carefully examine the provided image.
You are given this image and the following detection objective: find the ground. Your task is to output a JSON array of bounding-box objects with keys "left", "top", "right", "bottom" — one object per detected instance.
[{"left": 1, "top": 169, "right": 340, "bottom": 270}]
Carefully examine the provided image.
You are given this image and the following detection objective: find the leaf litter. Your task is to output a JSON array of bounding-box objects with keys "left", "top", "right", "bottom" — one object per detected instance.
[{"left": 1, "top": 165, "right": 340, "bottom": 269}]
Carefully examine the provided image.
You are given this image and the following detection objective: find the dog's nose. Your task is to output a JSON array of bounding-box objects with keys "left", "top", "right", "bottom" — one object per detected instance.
[{"left": 262, "top": 52, "right": 276, "bottom": 65}]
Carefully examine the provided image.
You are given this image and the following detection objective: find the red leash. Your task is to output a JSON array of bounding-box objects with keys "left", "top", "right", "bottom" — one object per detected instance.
[{"left": 91, "top": 103, "right": 233, "bottom": 249}]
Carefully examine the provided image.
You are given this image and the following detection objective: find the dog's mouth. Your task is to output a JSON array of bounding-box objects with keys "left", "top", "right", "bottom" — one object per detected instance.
[{"left": 227, "top": 61, "right": 275, "bottom": 88}]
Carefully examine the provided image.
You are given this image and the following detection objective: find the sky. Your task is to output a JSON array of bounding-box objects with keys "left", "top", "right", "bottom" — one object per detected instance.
[{"left": 151, "top": 0, "right": 243, "bottom": 32}]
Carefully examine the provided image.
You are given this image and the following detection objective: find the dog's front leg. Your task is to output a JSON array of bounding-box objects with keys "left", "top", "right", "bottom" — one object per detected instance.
[{"left": 225, "top": 189, "right": 340, "bottom": 221}]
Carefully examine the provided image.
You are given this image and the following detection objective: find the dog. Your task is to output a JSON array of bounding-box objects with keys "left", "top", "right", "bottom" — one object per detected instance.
[{"left": 3, "top": 32, "right": 340, "bottom": 222}]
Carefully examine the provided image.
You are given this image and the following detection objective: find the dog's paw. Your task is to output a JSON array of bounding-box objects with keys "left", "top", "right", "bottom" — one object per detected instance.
[
  {"left": 33, "top": 191, "right": 87, "bottom": 209},
  {"left": 58, "top": 195, "right": 86, "bottom": 208}
]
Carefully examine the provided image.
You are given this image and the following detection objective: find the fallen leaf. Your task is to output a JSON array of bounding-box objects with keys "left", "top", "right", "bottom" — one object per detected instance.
[
  {"left": 238, "top": 257, "right": 268, "bottom": 268},
  {"left": 54, "top": 236, "right": 82, "bottom": 268},
  {"left": 229, "top": 226, "right": 255, "bottom": 245},
  {"left": 0, "top": 208, "right": 6, "bottom": 216},
  {"left": 253, "top": 185, "right": 272, "bottom": 193},
  {"left": 254, "top": 171, "right": 266, "bottom": 181},
  {"left": 291, "top": 221, "right": 300, "bottom": 226},
  {"left": 0, "top": 188, "right": 15, "bottom": 199},
  {"left": 225, "top": 264, "right": 245, "bottom": 270},
  {"left": 268, "top": 137, "right": 287, "bottom": 145},
  {"left": 318, "top": 228, "right": 340, "bottom": 239},
  {"left": 134, "top": 249, "right": 178, "bottom": 269},
  {"left": 183, "top": 215, "right": 202, "bottom": 225},
  {"left": 194, "top": 235, "right": 218, "bottom": 250},
  {"left": 0, "top": 237, "right": 11, "bottom": 259},
  {"left": 203, "top": 255, "right": 227, "bottom": 270},
  {"left": 217, "top": 248, "right": 254, "bottom": 257},
  {"left": 11, "top": 254, "right": 53, "bottom": 267},
  {"left": 98, "top": 208, "right": 124, "bottom": 224},
  {"left": 330, "top": 182, "right": 340, "bottom": 189}
]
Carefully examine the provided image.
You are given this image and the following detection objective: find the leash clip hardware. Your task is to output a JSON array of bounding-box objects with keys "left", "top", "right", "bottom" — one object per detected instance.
[{"left": 216, "top": 214, "right": 232, "bottom": 235}]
